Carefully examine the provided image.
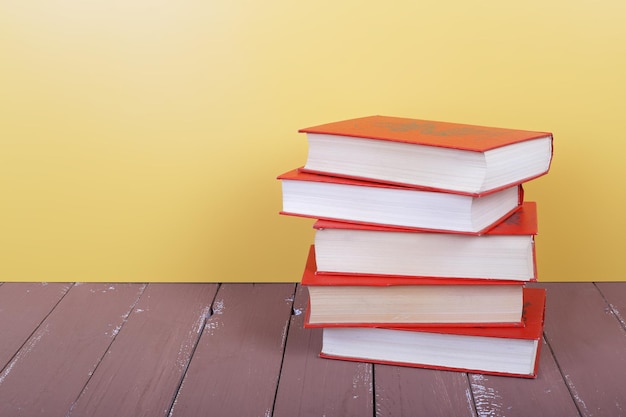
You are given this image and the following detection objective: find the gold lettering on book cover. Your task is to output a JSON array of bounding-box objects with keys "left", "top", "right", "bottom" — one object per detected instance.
[{"left": 366, "top": 119, "right": 504, "bottom": 140}]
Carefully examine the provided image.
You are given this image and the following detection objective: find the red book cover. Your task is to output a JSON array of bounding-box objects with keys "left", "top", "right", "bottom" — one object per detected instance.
[
  {"left": 319, "top": 287, "right": 546, "bottom": 378},
  {"left": 300, "top": 115, "right": 552, "bottom": 152},
  {"left": 278, "top": 168, "right": 524, "bottom": 235},
  {"left": 299, "top": 115, "right": 553, "bottom": 196}
]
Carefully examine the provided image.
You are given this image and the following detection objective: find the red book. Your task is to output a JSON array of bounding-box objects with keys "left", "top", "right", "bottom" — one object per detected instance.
[
  {"left": 299, "top": 115, "right": 553, "bottom": 196},
  {"left": 278, "top": 168, "right": 523, "bottom": 235},
  {"left": 301, "top": 246, "right": 525, "bottom": 328},
  {"left": 318, "top": 287, "right": 546, "bottom": 379},
  {"left": 313, "top": 202, "right": 538, "bottom": 281}
]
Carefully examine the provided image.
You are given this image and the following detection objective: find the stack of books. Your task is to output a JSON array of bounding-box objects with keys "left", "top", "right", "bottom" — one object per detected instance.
[{"left": 278, "top": 115, "right": 553, "bottom": 378}]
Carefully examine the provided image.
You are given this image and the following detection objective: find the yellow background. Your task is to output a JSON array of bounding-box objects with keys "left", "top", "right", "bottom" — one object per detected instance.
[{"left": 1, "top": 1, "right": 624, "bottom": 282}]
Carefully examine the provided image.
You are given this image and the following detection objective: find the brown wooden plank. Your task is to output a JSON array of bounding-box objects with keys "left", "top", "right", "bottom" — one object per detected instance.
[
  {"left": 0, "top": 283, "right": 146, "bottom": 416},
  {"left": 468, "top": 337, "right": 580, "bottom": 417},
  {"left": 272, "top": 284, "right": 374, "bottom": 417},
  {"left": 0, "top": 283, "right": 72, "bottom": 369},
  {"left": 595, "top": 282, "right": 626, "bottom": 329},
  {"left": 538, "top": 282, "right": 626, "bottom": 417},
  {"left": 169, "top": 283, "right": 296, "bottom": 417},
  {"left": 67, "top": 283, "right": 219, "bottom": 417},
  {"left": 375, "top": 365, "right": 475, "bottom": 417}
]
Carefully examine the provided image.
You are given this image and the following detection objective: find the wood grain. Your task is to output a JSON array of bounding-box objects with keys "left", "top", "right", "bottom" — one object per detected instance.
[
  {"left": 0, "top": 283, "right": 146, "bottom": 417},
  {"left": 539, "top": 283, "right": 626, "bottom": 417},
  {"left": 273, "top": 285, "right": 374, "bottom": 417},
  {"left": 595, "top": 282, "right": 626, "bottom": 329},
  {"left": 0, "top": 282, "right": 623, "bottom": 416},
  {"left": 170, "top": 283, "right": 296, "bottom": 417},
  {"left": 67, "top": 283, "right": 219, "bottom": 417},
  {"left": 375, "top": 365, "right": 476, "bottom": 417},
  {"left": 468, "top": 338, "right": 580, "bottom": 417},
  {"left": 0, "top": 283, "right": 72, "bottom": 369}
]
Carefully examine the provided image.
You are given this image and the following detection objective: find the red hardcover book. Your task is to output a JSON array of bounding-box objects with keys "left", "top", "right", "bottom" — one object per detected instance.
[
  {"left": 299, "top": 115, "right": 553, "bottom": 196},
  {"left": 313, "top": 202, "right": 538, "bottom": 281},
  {"left": 301, "top": 246, "right": 525, "bottom": 327},
  {"left": 278, "top": 168, "right": 523, "bottom": 235},
  {"left": 318, "top": 287, "right": 546, "bottom": 378}
]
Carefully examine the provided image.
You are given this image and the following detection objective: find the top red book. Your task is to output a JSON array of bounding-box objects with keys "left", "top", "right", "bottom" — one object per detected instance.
[{"left": 300, "top": 115, "right": 553, "bottom": 196}]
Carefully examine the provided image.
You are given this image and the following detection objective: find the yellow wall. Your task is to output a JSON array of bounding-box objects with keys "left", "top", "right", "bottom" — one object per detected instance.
[{"left": 1, "top": 1, "right": 624, "bottom": 282}]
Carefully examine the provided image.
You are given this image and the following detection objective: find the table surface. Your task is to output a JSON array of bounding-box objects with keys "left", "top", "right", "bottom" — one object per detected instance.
[{"left": 0, "top": 281, "right": 624, "bottom": 417}]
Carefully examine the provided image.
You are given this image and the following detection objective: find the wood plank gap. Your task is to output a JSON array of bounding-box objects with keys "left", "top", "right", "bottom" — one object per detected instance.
[
  {"left": 593, "top": 282, "right": 626, "bottom": 330},
  {"left": 538, "top": 282, "right": 626, "bottom": 417},
  {"left": 68, "top": 283, "right": 219, "bottom": 417},
  {"left": 0, "top": 283, "right": 73, "bottom": 375},
  {"left": 0, "top": 283, "right": 148, "bottom": 416},
  {"left": 376, "top": 364, "right": 476, "bottom": 416},
  {"left": 371, "top": 365, "right": 376, "bottom": 417},
  {"left": 205, "top": 283, "right": 223, "bottom": 320},
  {"left": 65, "top": 283, "right": 148, "bottom": 416},
  {"left": 165, "top": 283, "right": 222, "bottom": 417},
  {"left": 539, "top": 287, "right": 586, "bottom": 417},
  {"left": 268, "top": 284, "right": 298, "bottom": 417},
  {"left": 539, "top": 333, "right": 583, "bottom": 417},
  {"left": 169, "top": 283, "right": 296, "bottom": 417},
  {"left": 464, "top": 373, "right": 480, "bottom": 417},
  {"left": 273, "top": 284, "right": 374, "bottom": 417}
]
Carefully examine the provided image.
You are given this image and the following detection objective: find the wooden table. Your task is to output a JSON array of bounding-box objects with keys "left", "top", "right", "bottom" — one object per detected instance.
[{"left": 0, "top": 282, "right": 624, "bottom": 416}]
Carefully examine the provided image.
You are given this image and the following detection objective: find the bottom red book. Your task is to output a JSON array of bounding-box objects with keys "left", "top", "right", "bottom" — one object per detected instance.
[{"left": 313, "top": 287, "right": 546, "bottom": 379}]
